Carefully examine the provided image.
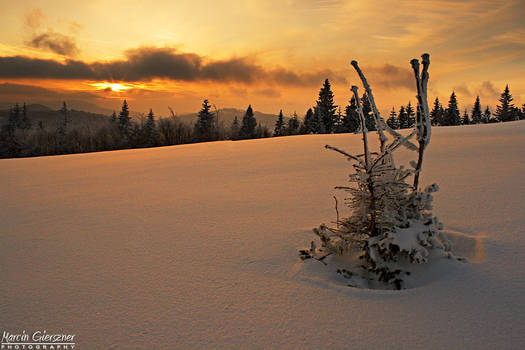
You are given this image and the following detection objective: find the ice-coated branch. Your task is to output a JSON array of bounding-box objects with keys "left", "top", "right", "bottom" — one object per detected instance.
[
  {"left": 325, "top": 144, "right": 365, "bottom": 167},
  {"left": 351, "top": 60, "right": 387, "bottom": 153},
  {"left": 351, "top": 85, "right": 370, "bottom": 169},
  {"left": 410, "top": 53, "right": 431, "bottom": 190}
]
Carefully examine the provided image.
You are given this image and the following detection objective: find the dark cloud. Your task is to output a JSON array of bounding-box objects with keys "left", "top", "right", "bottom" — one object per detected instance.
[
  {"left": 29, "top": 32, "right": 79, "bottom": 56},
  {"left": 0, "top": 47, "right": 347, "bottom": 86}
]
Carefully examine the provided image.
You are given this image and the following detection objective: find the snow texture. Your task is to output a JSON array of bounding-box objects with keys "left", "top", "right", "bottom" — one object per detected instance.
[{"left": 1, "top": 121, "right": 525, "bottom": 349}]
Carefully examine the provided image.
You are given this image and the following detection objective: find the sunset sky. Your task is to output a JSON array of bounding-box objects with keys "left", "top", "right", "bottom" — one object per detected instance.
[{"left": 1, "top": 0, "right": 524, "bottom": 116}]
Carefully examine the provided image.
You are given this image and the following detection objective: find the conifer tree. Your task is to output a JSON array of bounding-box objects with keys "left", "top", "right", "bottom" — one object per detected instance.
[
  {"left": 57, "top": 101, "right": 69, "bottom": 140},
  {"left": 194, "top": 99, "right": 215, "bottom": 141},
  {"left": 471, "top": 96, "right": 483, "bottom": 124},
  {"left": 110, "top": 111, "right": 117, "bottom": 123},
  {"left": 430, "top": 97, "right": 443, "bottom": 126},
  {"left": 315, "top": 79, "right": 337, "bottom": 133},
  {"left": 118, "top": 100, "right": 131, "bottom": 136},
  {"left": 143, "top": 109, "right": 158, "bottom": 146},
  {"left": 240, "top": 105, "right": 257, "bottom": 139},
  {"left": 462, "top": 109, "right": 470, "bottom": 125},
  {"left": 273, "top": 110, "right": 285, "bottom": 136},
  {"left": 386, "top": 106, "right": 398, "bottom": 129},
  {"left": 302, "top": 108, "right": 315, "bottom": 134},
  {"left": 342, "top": 97, "right": 359, "bottom": 133},
  {"left": 406, "top": 101, "right": 415, "bottom": 128},
  {"left": 21, "top": 103, "right": 31, "bottom": 129},
  {"left": 444, "top": 92, "right": 461, "bottom": 126},
  {"left": 231, "top": 116, "right": 240, "bottom": 140},
  {"left": 483, "top": 106, "right": 492, "bottom": 123},
  {"left": 495, "top": 85, "right": 517, "bottom": 122},
  {"left": 287, "top": 112, "right": 300, "bottom": 135},
  {"left": 398, "top": 105, "right": 408, "bottom": 129}
]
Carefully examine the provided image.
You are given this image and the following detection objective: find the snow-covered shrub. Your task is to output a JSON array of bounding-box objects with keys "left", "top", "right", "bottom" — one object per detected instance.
[{"left": 299, "top": 54, "right": 453, "bottom": 289}]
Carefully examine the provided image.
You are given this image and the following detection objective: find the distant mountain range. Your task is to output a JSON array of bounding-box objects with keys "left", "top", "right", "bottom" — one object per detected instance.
[
  {"left": 177, "top": 108, "right": 279, "bottom": 127},
  {"left": 0, "top": 104, "right": 281, "bottom": 130},
  {"left": 0, "top": 103, "right": 110, "bottom": 130}
]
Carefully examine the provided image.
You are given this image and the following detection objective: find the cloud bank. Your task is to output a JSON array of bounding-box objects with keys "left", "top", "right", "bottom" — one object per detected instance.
[{"left": 0, "top": 47, "right": 353, "bottom": 87}]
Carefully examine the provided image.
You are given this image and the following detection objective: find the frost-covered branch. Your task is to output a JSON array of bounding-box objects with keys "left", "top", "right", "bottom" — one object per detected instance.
[
  {"left": 351, "top": 85, "right": 371, "bottom": 169},
  {"left": 351, "top": 60, "right": 387, "bottom": 153},
  {"left": 410, "top": 53, "right": 431, "bottom": 189},
  {"left": 324, "top": 144, "right": 365, "bottom": 167}
]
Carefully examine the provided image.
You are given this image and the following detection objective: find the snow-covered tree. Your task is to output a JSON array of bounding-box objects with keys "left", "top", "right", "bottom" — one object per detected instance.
[{"left": 300, "top": 53, "right": 453, "bottom": 289}]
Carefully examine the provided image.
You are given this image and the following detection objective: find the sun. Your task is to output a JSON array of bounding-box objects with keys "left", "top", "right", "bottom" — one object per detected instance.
[{"left": 88, "top": 82, "right": 134, "bottom": 92}]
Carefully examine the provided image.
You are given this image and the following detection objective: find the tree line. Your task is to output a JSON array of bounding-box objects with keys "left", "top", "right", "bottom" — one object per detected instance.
[{"left": 1, "top": 80, "right": 523, "bottom": 158}]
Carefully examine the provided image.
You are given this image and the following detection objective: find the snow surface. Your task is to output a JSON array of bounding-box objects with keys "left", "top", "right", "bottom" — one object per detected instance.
[{"left": 1, "top": 121, "right": 525, "bottom": 349}]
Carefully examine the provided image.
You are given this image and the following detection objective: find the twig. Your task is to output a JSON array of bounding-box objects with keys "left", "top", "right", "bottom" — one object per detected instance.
[
  {"left": 333, "top": 195, "right": 340, "bottom": 228},
  {"left": 324, "top": 144, "right": 364, "bottom": 166}
]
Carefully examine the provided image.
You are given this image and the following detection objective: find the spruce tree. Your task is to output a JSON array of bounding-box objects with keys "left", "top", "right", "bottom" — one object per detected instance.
[
  {"left": 21, "top": 103, "right": 31, "bottom": 130},
  {"left": 386, "top": 106, "right": 398, "bottom": 129},
  {"left": 57, "top": 101, "right": 69, "bottom": 141},
  {"left": 118, "top": 100, "right": 131, "bottom": 136},
  {"left": 495, "top": 85, "right": 517, "bottom": 122},
  {"left": 194, "top": 99, "right": 215, "bottom": 141},
  {"left": 287, "top": 112, "right": 300, "bottom": 135},
  {"left": 240, "top": 105, "right": 257, "bottom": 139},
  {"left": 342, "top": 97, "right": 359, "bottom": 133},
  {"left": 462, "top": 109, "right": 470, "bottom": 125},
  {"left": 430, "top": 97, "right": 443, "bottom": 126},
  {"left": 143, "top": 109, "right": 158, "bottom": 146},
  {"left": 406, "top": 101, "right": 415, "bottom": 128},
  {"left": 444, "top": 92, "right": 461, "bottom": 126},
  {"left": 110, "top": 111, "right": 117, "bottom": 123},
  {"left": 231, "top": 116, "right": 240, "bottom": 140},
  {"left": 273, "top": 110, "right": 285, "bottom": 136},
  {"left": 483, "top": 106, "right": 492, "bottom": 123},
  {"left": 398, "top": 105, "right": 408, "bottom": 129},
  {"left": 471, "top": 96, "right": 482, "bottom": 124},
  {"left": 315, "top": 79, "right": 337, "bottom": 133},
  {"left": 302, "top": 108, "right": 315, "bottom": 134}
]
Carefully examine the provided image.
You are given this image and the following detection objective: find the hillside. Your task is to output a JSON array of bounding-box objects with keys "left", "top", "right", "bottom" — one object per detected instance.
[
  {"left": 1, "top": 121, "right": 524, "bottom": 349},
  {"left": 0, "top": 103, "right": 110, "bottom": 130}
]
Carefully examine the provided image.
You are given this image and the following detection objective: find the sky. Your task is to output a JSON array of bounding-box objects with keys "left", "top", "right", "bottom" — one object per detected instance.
[{"left": 0, "top": 0, "right": 524, "bottom": 116}]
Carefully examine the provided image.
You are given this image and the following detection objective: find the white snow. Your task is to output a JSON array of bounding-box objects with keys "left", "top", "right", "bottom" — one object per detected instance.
[{"left": 1, "top": 121, "right": 525, "bottom": 349}]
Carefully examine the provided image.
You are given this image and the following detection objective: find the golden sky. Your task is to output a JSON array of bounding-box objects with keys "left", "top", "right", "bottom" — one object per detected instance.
[{"left": 1, "top": 0, "right": 524, "bottom": 116}]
